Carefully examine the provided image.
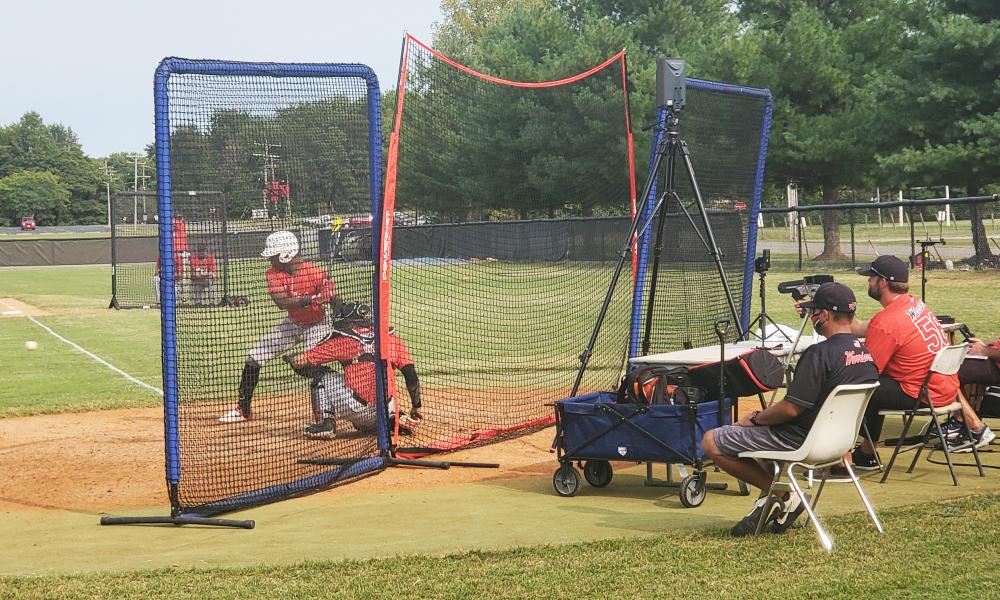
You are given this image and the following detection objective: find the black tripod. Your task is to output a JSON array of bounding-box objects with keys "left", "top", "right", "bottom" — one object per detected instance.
[
  {"left": 745, "top": 249, "right": 794, "bottom": 346},
  {"left": 918, "top": 239, "right": 944, "bottom": 302},
  {"left": 570, "top": 105, "right": 744, "bottom": 396}
]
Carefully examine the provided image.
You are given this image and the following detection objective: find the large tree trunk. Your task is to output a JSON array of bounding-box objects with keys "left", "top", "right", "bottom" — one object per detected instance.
[
  {"left": 814, "top": 184, "right": 848, "bottom": 261},
  {"left": 966, "top": 183, "right": 992, "bottom": 265}
]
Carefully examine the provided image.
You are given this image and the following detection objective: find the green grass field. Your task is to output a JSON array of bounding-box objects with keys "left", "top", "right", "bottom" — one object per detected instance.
[
  {"left": 4, "top": 262, "right": 1000, "bottom": 416},
  {"left": 0, "top": 493, "right": 996, "bottom": 598},
  {"left": 2, "top": 260, "right": 999, "bottom": 598}
]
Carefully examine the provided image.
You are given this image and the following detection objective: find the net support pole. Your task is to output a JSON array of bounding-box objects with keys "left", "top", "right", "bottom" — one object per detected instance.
[
  {"left": 221, "top": 192, "right": 231, "bottom": 304},
  {"left": 100, "top": 515, "right": 255, "bottom": 529},
  {"left": 108, "top": 195, "right": 120, "bottom": 309}
]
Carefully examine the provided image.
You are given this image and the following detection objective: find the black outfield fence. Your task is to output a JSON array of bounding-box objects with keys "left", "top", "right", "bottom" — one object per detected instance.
[{"left": 759, "top": 194, "right": 1000, "bottom": 270}]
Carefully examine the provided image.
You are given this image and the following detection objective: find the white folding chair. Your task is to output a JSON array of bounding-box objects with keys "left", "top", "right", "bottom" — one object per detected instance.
[
  {"left": 740, "top": 382, "right": 883, "bottom": 552},
  {"left": 878, "top": 343, "right": 985, "bottom": 486}
]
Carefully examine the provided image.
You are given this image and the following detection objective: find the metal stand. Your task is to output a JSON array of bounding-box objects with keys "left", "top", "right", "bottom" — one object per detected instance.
[
  {"left": 746, "top": 268, "right": 794, "bottom": 345},
  {"left": 100, "top": 483, "right": 255, "bottom": 529},
  {"left": 100, "top": 515, "right": 255, "bottom": 529},
  {"left": 571, "top": 108, "right": 744, "bottom": 395},
  {"left": 299, "top": 457, "right": 500, "bottom": 469},
  {"left": 919, "top": 239, "right": 944, "bottom": 302}
]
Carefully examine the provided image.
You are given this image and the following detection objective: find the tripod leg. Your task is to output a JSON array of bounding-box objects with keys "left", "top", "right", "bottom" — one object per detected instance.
[{"left": 570, "top": 133, "right": 669, "bottom": 396}]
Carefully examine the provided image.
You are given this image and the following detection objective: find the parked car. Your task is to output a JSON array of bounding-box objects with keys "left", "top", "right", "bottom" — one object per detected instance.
[{"left": 20, "top": 216, "right": 36, "bottom": 230}]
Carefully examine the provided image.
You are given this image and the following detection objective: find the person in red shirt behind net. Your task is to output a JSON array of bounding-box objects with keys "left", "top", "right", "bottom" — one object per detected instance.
[
  {"left": 219, "top": 230, "right": 337, "bottom": 423},
  {"left": 848, "top": 255, "right": 962, "bottom": 469},
  {"left": 285, "top": 302, "right": 422, "bottom": 439},
  {"left": 189, "top": 245, "right": 218, "bottom": 306}
]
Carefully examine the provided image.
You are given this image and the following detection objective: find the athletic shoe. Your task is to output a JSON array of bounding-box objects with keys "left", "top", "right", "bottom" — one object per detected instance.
[
  {"left": 769, "top": 492, "right": 806, "bottom": 534},
  {"left": 304, "top": 418, "right": 337, "bottom": 439},
  {"left": 950, "top": 425, "right": 996, "bottom": 454},
  {"left": 821, "top": 465, "right": 856, "bottom": 483},
  {"left": 851, "top": 448, "right": 880, "bottom": 471},
  {"left": 218, "top": 407, "right": 248, "bottom": 423},
  {"left": 939, "top": 417, "right": 965, "bottom": 440},
  {"left": 730, "top": 495, "right": 775, "bottom": 537}
]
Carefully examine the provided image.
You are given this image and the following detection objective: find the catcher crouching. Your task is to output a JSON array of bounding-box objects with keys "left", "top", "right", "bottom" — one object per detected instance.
[{"left": 285, "top": 302, "right": 422, "bottom": 439}]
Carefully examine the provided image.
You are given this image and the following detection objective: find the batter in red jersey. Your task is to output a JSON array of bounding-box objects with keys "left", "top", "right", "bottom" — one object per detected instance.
[
  {"left": 219, "top": 230, "right": 338, "bottom": 423},
  {"left": 287, "top": 302, "right": 422, "bottom": 438}
]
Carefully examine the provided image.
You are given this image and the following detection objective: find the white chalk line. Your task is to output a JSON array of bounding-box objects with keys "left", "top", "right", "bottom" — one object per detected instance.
[{"left": 25, "top": 314, "right": 164, "bottom": 396}]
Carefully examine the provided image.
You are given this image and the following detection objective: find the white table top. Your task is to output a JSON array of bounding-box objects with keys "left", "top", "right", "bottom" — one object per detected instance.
[{"left": 629, "top": 338, "right": 818, "bottom": 367}]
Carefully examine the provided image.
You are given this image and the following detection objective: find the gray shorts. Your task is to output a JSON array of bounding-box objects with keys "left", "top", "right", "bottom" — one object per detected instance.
[{"left": 712, "top": 425, "right": 800, "bottom": 459}]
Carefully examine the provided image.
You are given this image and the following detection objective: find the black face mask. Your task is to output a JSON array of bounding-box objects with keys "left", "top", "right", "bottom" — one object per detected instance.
[{"left": 811, "top": 311, "right": 828, "bottom": 335}]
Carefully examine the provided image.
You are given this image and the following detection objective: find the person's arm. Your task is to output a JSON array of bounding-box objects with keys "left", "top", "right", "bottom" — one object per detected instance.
[
  {"left": 861, "top": 320, "right": 895, "bottom": 373},
  {"left": 736, "top": 346, "right": 820, "bottom": 427},
  {"left": 968, "top": 337, "right": 1000, "bottom": 360},
  {"left": 399, "top": 364, "right": 422, "bottom": 420},
  {"left": 391, "top": 337, "right": 422, "bottom": 419},
  {"left": 851, "top": 317, "right": 869, "bottom": 337},
  {"left": 267, "top": 270, "right": 319, "bottom": 311},
  {"left": 737, "top": 400, "right": 804, "bottom": 427}
]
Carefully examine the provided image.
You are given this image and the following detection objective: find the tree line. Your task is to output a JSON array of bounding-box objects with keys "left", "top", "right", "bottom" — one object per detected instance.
[
  {"left": 3, "top": 0, "right": 997, "bottom": 263},
  {"left": 433, "top": 0, "right": 1000, "bottom": 261}
]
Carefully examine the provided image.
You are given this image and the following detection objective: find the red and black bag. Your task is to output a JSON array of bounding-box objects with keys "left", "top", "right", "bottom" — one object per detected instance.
[
  {"left": 689, "top": 348, "right": 785, "bottom": 399},
  {"left": 616, "top": 366, "right": 706, "bottom": 405}
]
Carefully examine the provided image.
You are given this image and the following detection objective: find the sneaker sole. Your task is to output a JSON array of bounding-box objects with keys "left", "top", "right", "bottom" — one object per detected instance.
[
  {"left": 852, "top": 464, "right": 881, "bottom": 471},
  {"left": 770, "top": 504, "right": 806, "bottom": 534},
  {"left": 952, "top": 430, "right": 996, "bottom": 453}
]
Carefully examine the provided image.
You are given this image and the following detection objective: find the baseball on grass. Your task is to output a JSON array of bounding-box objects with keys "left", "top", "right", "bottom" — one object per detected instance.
[{"left": 24, "top": 341, "right": 39, "bottom": 351}]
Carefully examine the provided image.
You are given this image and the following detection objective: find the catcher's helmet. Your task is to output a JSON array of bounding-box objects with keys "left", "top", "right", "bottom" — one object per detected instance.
[
  {"left": 336, "top": 301, "right": 373, "bottom": 323},
  {"left": 261, "top": 230, "right": 299, "bottom": 263}
]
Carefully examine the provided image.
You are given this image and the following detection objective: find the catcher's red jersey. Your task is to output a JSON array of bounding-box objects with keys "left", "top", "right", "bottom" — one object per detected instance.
[{"left": 302, "top": 328, "right": 413, "bottom": 405}]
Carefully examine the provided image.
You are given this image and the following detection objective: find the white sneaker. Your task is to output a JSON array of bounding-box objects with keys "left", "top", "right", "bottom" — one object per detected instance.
[{"left": 218, "top": 408, "right": 247, "bottom": 423}]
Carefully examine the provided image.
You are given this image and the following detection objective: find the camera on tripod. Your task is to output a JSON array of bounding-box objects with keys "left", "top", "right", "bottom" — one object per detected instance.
[
  {"left": 777, "top": 274, "right": 834, "bottom": 301},
  {"left": 754, "top": 249, "right": 771, "bottom": 274}
]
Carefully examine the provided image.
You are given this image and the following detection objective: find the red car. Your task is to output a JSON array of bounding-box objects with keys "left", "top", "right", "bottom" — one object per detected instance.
[{"left": 20, "top": 216, "right": 36, "bottom": 230}]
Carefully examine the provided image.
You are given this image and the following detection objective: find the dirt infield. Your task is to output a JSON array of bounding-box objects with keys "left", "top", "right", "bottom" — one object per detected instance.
[{"left": 0, "top": 406, "right": 559, "bottom": 513}]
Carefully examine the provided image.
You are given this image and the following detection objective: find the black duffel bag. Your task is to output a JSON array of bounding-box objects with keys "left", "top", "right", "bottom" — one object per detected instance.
[{"left": 689, "top": 347, "right": 785, "bottom": 399}]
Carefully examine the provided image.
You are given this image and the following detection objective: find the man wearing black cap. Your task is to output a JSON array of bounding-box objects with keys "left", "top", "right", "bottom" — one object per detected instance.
[
  {"left": 703, "top": 282, "right": 877, "bottom": 536},
  {"left": 850, "top": 255, "right": 963, "bottom": 467}
]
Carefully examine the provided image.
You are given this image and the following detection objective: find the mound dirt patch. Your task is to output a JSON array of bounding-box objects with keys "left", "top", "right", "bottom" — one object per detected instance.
[
  {"left": 0, "top": 407, "right": 559, "bottom": 513},
  {"left": 0, "top": 297, "right": 46, "bottom": 317}
]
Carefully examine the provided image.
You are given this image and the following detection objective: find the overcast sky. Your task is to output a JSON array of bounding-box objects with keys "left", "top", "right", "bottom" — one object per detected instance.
[{"left": 0, "top": 0, "right": 442, "bottom": 157}]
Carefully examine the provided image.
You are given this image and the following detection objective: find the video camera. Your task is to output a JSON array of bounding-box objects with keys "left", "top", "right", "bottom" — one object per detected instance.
[{"left": 777, "top": 274, "right": 834, "bottom": 301}]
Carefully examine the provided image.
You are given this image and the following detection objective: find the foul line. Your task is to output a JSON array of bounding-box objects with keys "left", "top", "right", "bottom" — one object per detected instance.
[{"left": 25, "top": 314, "right": 164, "bottom": 396}]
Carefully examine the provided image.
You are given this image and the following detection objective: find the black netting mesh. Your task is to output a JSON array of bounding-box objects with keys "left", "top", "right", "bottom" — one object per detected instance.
[
  {"left": 385, "top": 39, "right": 635, "bottom": 454},
  {"left": 161, "top": 65, "right": 382, "bottom": 514},
  {"left": 636, "top": 86, "right": 768, "bottom": 354},
  {"left": 110, "top": 191, "right": 160, "bottom": 308}
]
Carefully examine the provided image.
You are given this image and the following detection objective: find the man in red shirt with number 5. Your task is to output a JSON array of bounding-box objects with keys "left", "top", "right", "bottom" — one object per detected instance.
[{"left": 848, "top": 255, "right": 959, "bottom": 468}]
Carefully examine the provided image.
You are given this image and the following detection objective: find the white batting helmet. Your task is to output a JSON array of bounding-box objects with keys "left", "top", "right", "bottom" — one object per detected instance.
[{"left": 261, "top": 230, "right": 299, "bottom": 263}]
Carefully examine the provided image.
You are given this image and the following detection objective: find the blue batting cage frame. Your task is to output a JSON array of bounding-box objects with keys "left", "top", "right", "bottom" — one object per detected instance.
[
  {"left": 154, "top": 58, "right": 386, "bottom": 516},
  {"left": 629, "top": 79, "right": 773, "bottom": 357}
]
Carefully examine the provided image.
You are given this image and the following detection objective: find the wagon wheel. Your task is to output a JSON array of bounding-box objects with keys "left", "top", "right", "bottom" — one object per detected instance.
[
  {"left": 583, "top": 460, "right": 613, "bottom": 488},
  {"left": 553, "top": 464, "right": 581, "bottom": 497},
  {"left": 679, "top": 474, "right": 706, "bottom": 508}
]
